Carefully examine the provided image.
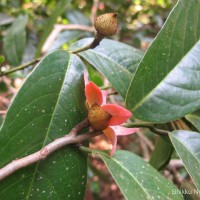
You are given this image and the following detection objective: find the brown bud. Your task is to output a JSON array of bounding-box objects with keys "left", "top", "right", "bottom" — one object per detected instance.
[
  {"left": 94, "top": 13, "right": 118, "bottom": 36},
  {"left": 88, "top": 104, "right": 112, "bottom": 131}
]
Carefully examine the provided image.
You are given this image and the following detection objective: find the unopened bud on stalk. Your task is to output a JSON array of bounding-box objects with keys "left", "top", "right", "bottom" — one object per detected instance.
[
  {"left": 70, "top": 13, "right": 118, "bottom": 53},
  {"left": 94, "top": 13, "right": 118, "bottom": 36}
]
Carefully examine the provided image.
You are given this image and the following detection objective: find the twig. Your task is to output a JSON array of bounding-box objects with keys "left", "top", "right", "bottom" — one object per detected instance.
[
  {"left": 90, "top": 0, "right": 99, "bottom": 22},
  {"left": 54, "top": 24, "right": 94, "bottom": 32},
  {"left": 70, "top": 32, "right": 104, "bottom": 54},
  {"left": 174, "top": 119, "right": 190, "bottom": 130},
  {"left": 69, "top": 118, "right": 89, "bottom": 136},
  {"left": 108, "top": 91, "right": 118, "bottom": 96},
  {"left": 168, "top": 159, "right": 184, "bottom": 168},
  {"left": 124, "top": 122, "right": 169, "bottom": 136},
  {"left": 42, "top": 24, "right": 94, "bottom": 53},
  {"left": 0, "top": 58, "right": 41, "bottom": 77},
  {"left": 0, "top": 118, "right": 102, "bottom": 181},
  {"left": 167, "top": 162, "right": 183, "bottom": 186}
]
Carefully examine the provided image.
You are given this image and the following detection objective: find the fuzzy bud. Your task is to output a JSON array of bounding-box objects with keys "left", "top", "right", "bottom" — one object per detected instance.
[
  {"left": 88, "top": 104, "right": 112, "bottom": 131},
  {"left": 94, "top": 13, "right": 118, "bottom": 36}
]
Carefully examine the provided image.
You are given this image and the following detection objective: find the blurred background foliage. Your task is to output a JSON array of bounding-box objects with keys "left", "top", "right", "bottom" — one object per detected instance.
[
  {"left": 3, "top": 1, "right": 196, "bottom": 200},
  {"left": 0, "top": 0, "right": 177, "bottom": 61},
  {"left": 0, "top": 0, "right": 177, "bottom": 92}
]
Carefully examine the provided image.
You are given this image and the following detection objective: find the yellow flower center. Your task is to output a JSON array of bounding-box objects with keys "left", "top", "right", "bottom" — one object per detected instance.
[{"left": 88, "top": 104, "right": 112, "bottom": 131}]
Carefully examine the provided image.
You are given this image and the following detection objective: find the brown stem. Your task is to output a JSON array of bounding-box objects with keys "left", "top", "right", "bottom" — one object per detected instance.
[
  {"left": 124, "top": 122, "right": 169, "bottom": 136},
  {"left": 54, "top": 24, "right": 94, "bottom": 32},
  {"left": 70, "top": 32, "right": 104, "bottom": 54},
  {"left": 69, "top": 117, "right": 89, "bottom": 136},
  {"left": 0, "top": 119, "right": 102, "bottom": 181},
  {"left": 0, "top": 58, "right": 41, "bottom": 77}
]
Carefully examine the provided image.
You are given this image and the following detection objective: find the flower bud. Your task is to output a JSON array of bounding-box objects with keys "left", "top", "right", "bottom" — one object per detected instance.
[
  {"left": 88, "top": 104, "right": 112, "bottom": 131},
  {"left": 94, "top": 13, "right": 118, "bottom": 36}
]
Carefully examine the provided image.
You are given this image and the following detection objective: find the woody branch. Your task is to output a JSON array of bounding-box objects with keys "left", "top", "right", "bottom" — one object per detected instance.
[{"left": 0, "top": 118, "right": 102, "bottom": 181}]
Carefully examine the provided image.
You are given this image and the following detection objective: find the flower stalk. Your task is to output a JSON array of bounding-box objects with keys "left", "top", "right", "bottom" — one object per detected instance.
[
  {"left": 70, "top": 32, "right": 105, "bottom": 54},
  {"left": 70, "top": 13, "right": 118, "bottom": 54}
]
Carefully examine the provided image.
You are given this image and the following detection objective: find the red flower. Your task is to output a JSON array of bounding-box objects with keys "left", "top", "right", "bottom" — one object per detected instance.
[{"left": 84, "top": 71, "right": 138, "bottom": 155}]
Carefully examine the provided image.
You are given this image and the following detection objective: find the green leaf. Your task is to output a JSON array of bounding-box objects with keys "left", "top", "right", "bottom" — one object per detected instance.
[
  {"left": 149, "top": 137, "right": 173, "bottom": 170},
  {"left": 48, "top": 30, "right": 85, "bottom": 53},
  {"left": 0, "top": 116, "right": 3, "bottom": 127},
  {"left": 3, "top": 15, "right": 28, "bottom": 66},
  {"left": 170, "top": 130, "right": 200, "bottom": 191},
  {"left": 35, "top": 0, "right": 71, "bottom": 57},
  {"left": 97, "top": 150, "right": 183, "bottom": 200},
  {"left": 126, "top": 0, "right": 200, "bottom": 122},
  {"left": 0, "top": 55, "right": 5, "bottom": 64},
  {"left": 87, "top": 65, "right": 104, "bottom": 87},
  {"left": 71, "top": 38, "right": 143, "bottom": 98},
  {"left": 0, "top": 50, "right": 88, "bottom": 200},
  {"left": 0, "top": 81, "right": 8, "bottom": 93},
  {"left": 186, "top": 110, "right": 200, "bottom": 132},
  {"left": 66, "top": 10, "right": 90, "bottom": 25}
]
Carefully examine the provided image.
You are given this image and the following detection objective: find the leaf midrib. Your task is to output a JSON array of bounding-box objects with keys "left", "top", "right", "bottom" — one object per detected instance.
[
  {"left": 127, "top": 1, "right": 180, "bottom": 111},
  {"left": 170, "top": 132, "right": 200, "bottom": 190},
  {"left": 81, "top": 50, "right": 132, "bottom": 97},
  {"left": 99, "top": 153, "right": 152, "bottom": 200},
  {"left": 130, "top": 37, "right": 200, "bottom": 113},
  {"left": 26, "top": 55, "right": 72, "bottom": 200},
  {"left": 127, "top": 1, "right": 200, "bottom": 113},
  {"left": 85, "top": 50, "right": 133, "bottom": 75}
]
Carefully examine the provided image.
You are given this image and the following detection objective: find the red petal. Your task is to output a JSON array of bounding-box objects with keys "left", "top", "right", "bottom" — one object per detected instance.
[
  {"left": 102, "top": 91, "right": 108, "bottom": 105},
  {"left": 85, "top": 82, "right": 103, "bottom": 107},
  {"left": 102, "top": 104, "right": 132, "bottom": 125},
  {"left": 84, "top": 70, "right": 89, "bottom": 85},
  {"left": 103, "top": 127, "right": 117, "bottom": 156},
  {"left": 110, "top": 126, "right": 138, "bottom": 136}
]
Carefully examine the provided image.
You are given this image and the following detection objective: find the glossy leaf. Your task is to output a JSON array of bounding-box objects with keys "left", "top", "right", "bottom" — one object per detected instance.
[
  {"left": 48, "top": 30, "right": 86, "bottom": 53},
  {"left": 186, "top": 110, "right": 200, "bottom": 132},
  {"left": 0, "top": 50, "right": 88, "bottom": 200},
  {"left": 71, "top": 38, "right": 143, "bottom": 98},
  {"left": 126, "top": 0, "right": 200, "bottom": 122},
  {"left": 149, "top": 137, "right": 173, "bottom": 170},
  {"left": 170, "top": 130, "right": 200, "bottom": 191},
  {"left": 3, "top": 15, "right": 28, "bottom": 66},
  {"left": 97, "top": 150, "right": 183, "bottom": 200}
]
